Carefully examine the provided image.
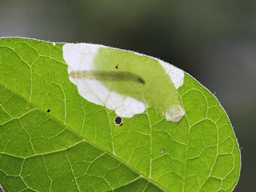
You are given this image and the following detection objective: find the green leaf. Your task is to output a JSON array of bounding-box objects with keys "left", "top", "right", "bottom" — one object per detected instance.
[{"left": 0, "top": 38, "right": 240, "bottom": 192}]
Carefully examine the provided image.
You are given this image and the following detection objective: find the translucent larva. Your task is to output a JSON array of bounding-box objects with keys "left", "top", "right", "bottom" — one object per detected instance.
[{"left": 69, "top": 70, "right": 145, "bottom": 85}]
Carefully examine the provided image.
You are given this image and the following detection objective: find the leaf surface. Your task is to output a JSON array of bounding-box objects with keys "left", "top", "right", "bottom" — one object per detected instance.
[{"left": 0, "top": 38, "right": 240, "bottom": 191}]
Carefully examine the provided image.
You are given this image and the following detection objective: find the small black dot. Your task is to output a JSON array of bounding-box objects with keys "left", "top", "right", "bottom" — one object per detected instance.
[
  {"left": 47, "top": 109, "right": 50, "bottom": 113},
  {"left": 115, "top": 64, "right": 119, "bottom": 69},
  {"left": 114, "top": 116, "right": 123, "bottom": 126}
]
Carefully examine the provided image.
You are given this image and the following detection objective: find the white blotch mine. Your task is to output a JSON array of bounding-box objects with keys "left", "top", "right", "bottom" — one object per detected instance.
[
  {"left": 63, "top": 43, "right": 185, "bottom": 122},
  {"left": 159, "top": 60, "right": 184, "bottom": 89},
  {"left": 164, "top": 105, "right": 185, "bottom": 122}
]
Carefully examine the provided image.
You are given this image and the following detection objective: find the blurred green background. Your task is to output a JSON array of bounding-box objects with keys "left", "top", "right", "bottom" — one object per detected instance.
[{"left": 1, "top": 1, "right": 255, "bottom": 191}]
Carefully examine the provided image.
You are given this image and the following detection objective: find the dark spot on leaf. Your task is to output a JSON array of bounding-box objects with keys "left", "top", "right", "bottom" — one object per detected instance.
[
  {"left": 114, "top": 116, "right": 123, "bottom": 126},
  {"left": 115, "top": 64, "right": 119, "bottom": 69},
  {"left": 47, "top": 109, "right": 50, "bottom": 113}
]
